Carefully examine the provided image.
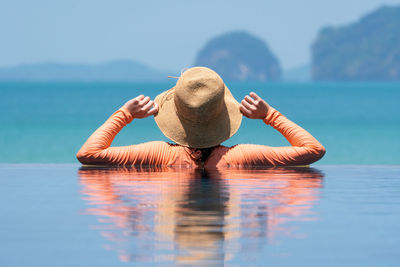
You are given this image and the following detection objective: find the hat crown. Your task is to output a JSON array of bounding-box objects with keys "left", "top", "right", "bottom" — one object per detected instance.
[{"left": 174, "top": 67, "right": 225, "bottom": 123}]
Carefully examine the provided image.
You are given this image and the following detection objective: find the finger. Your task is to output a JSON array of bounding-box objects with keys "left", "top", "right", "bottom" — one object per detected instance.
[
  {"left": 245, "top": 95, "right": 257, "bottom": 105},
  {"left": 135, "top": 95, "right": 145, "bottom": 100},
  {"left": 129, "top": 98, "right": 139, "bottom": 105},
  {"left": 241, "top": 99, "right": 256, "bottom": 111},
  {"left": 239, "top": 104, "right": 251, "bottom": 117},
  {"left": 148, "top": 103, "right": 159, "bottom": 115},
  {"left": 250, "top": 92, "right": 261, "bottom": 101},
  {"left": 139, "top": 96, "right": 150, "bottom": 106},
  {"left": 142, "top": 99, "right": 154, "bottom": 111}
]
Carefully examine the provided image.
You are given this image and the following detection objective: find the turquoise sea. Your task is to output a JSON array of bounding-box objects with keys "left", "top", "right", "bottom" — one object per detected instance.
[{"left": 0, "top": 81, "right": 399, "bottom": 164}]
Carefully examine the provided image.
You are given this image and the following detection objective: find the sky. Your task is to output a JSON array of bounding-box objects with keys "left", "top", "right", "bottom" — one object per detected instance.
[{"left": 1, "top": 0, "right": 400, "bottom": 71}]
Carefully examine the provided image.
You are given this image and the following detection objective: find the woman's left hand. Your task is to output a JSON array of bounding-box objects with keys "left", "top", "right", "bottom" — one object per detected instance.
[
  {"left": 123, "top": 95, "right": 159, "bottom": 119},
  {"left": 240, "top": 92, "right": 270, "bottom": 119}
]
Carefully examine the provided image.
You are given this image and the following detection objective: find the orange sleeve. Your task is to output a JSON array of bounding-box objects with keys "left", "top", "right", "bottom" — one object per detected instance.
[
  {"left": 76, "top": 106, "right": 178, "bottom": 166},
  {"left": 221, "top": 108, "right": 326, "bottom": 167}
]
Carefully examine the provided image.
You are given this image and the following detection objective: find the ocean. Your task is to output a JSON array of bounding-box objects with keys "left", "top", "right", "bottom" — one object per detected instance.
[
  {"left": 1, "top": 82, "right": 400, "bottom": 266},
  {"left": 0, "top": 81, "right": 399, "bottom": 164}
]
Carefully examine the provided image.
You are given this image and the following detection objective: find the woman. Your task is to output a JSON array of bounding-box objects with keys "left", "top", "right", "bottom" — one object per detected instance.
[{"left": 76, "top": 67, "right": 325, "bottom": 168}]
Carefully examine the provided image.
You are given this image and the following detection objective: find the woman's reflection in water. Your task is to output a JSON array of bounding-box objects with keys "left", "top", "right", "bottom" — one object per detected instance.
[{"left": 78, "top": 167, "right": 324, "bottom": 264}]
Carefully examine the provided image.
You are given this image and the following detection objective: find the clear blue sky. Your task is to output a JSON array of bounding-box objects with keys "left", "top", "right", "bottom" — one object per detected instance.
[{"left": 1, "top": 0, "right": 400, "bottom": 71}]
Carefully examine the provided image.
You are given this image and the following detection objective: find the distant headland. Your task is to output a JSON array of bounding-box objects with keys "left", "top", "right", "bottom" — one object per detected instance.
[
  {"left": 0, "top": 60, "right": 169, "bottom": 82},
  {"left": 312, "top": 5, "right": 400, "bottom": 81},
  {"left": 194, "top": 31, "right": 281, "bottom": 82}
]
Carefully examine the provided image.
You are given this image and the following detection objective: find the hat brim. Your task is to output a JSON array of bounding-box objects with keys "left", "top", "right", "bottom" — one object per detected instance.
[{"left": 154, "top": 85, "right": 242, "bottom": 148}]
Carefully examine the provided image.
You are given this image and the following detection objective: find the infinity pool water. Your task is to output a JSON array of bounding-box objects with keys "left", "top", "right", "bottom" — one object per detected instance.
[{"left": 1, "top": 165, "right": 399, "bottom": 266}]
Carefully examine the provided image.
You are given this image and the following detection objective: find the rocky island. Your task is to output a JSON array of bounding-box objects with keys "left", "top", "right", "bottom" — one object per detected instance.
[
  {"left": 194, "top": 31, "right": 281, "bottom": 81},
  {"left": 312, "top": 6, "right": 400, "bottom": 81}
]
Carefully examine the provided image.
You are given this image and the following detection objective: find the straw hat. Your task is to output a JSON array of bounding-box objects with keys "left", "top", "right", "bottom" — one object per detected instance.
[{"left": 154, "top": 67, "right": 242, "bottom": 148}]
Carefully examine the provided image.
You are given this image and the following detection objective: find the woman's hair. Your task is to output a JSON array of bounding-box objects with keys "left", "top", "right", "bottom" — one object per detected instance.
[{"left": 199, "top": 147, "right": 214, "bottom": 163}]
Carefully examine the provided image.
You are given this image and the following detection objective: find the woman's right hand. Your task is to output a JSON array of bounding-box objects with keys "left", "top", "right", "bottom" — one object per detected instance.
[
  {"left": 123, "top": 95, "right": 159, "bottom": 119},
  {"left": 240, "top": 92, "right": 270, "bottom": 119}
]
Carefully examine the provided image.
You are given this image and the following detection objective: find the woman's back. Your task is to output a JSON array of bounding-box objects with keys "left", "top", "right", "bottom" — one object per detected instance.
[{"left": 76, "top": 105, "right": 325, "bottom": 168}]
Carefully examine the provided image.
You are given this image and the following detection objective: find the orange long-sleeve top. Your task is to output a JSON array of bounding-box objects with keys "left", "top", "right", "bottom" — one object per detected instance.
[{"left": 76, "top": 106, "right": 326, "bottom": 168}]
